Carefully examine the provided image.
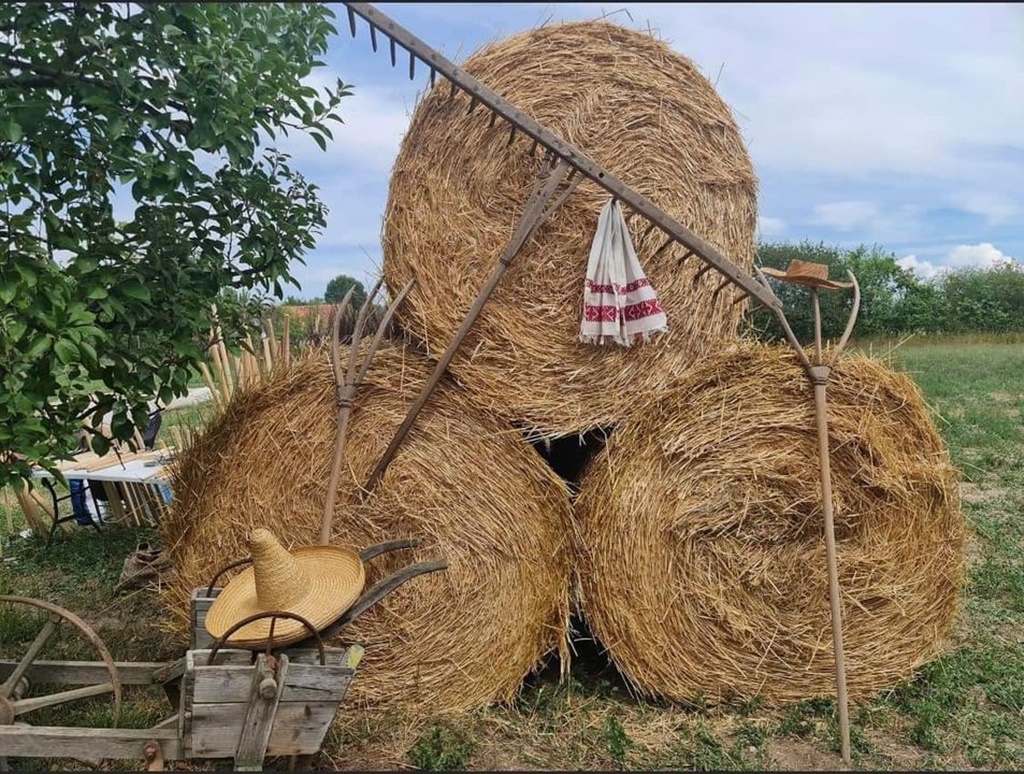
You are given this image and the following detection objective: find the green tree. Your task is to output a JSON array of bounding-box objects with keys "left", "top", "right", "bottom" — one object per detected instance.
[
  {"left": 940, "top": 261, "right": 1024, "bottom": 333},
  {"left": 0, "top": 2, "right": 351, "bottom": 486},
  {"left": 324, "top": 274, "right": 366, "bottom": 306}
]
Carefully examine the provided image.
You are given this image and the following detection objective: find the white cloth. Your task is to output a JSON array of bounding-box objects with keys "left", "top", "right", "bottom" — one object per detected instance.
[{"left": 580, "top": 199, "right": 668, "bottom": 346}]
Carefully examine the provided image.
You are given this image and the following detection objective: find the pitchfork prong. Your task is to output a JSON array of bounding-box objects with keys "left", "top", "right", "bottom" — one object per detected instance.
[
  {"left": 430, "top": 67, "right": 437, "bottom": 87},
  {"left": 409, "top": 51, "right": 416, "bottom": 80},
  {"left": 356, "top": 278, "right": 416, "bottom": 385},
  {"left": 347, "top": 6, "right": 357, "bottom": 37},
  {"left": 330, "top": 285, "right": 359, "bottom": 389},
  {"left": 488, "top": 110, "right": 499, "bottom": 129},
  {"left": 831, "top": 271, "right": 861, "bottom": 363},
  {"left": 756, "top": 266, "right": 814, "bottom": 374},
  {"left": 369, "top": 23, "right": 377, "bottom": 51},
  {"left": 389, "top": 37, "right": 397, "bottom": 67}
]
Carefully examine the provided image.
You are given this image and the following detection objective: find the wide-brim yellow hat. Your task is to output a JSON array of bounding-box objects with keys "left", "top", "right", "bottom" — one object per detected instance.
[{"left": 205, "top": 528, "right": 365, "bottom": 649}]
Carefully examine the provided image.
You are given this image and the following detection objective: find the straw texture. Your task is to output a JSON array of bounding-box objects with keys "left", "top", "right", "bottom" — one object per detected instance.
[
  {"left": 204, "top": 529, "right": 366, "bottom": 648},
  {"left": 383, "top": 21, "right": 757, "bottom": 437},
  {"left": 161, "top": 342, "right": 573, "bottom": 712},
  {"left": 574, "top": 343, "right": 965, "bottom": 706}
]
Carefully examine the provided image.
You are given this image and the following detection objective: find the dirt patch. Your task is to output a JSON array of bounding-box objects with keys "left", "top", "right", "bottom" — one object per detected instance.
[
  {"left": 987, "top": 392, "right": 1020, "bottom": 404},
  {"left": 767, "top": 738, "right": 850, "bottom": 771},
  {"left": 960, "top": 482, "right": 989, "bottom": 505},
  {"left": 862, "top": 728, "right": 926, "bottom": 770}
]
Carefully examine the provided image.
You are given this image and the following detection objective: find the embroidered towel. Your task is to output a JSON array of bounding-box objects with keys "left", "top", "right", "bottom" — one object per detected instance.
[{"left": 580, "top": 198, "right": 668, "bottom": 346}]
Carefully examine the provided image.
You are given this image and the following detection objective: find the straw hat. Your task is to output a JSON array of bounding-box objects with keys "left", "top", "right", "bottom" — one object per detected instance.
[
  {"left": 204, "top": 528, "right": 365, "bottom": 648},
  {"left": 761, "top": 260, "right": 853, "bottom": 290}
]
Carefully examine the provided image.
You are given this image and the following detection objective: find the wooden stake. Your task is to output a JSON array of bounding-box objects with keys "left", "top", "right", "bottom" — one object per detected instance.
[
  {"left": 282, "top": 314, "right": 291, "bottom": 371},
  {"left": 217, "top": 335, "right": 233, "bottom": 403},
  {"left": 198, "top": 362, "right": 223, "bottom": 411},
  {"left": 261, "top": 327, "right": 274, "bottom": 375},
  {"left": 265, "top": 318, "right": 279, "bottom": 363},
  {"left": 170, "top": 426, "right": 185, "bottom": 451},
  {"left": 3, "top": 485, "right": 15, "bottom": 535}
]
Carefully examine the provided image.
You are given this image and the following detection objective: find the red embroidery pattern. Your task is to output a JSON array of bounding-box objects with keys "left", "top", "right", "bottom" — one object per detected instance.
[
  {"left": 583, "top": 298, "right": 665, "bottom": 322},
  {"left": 623, "top": 298, "right": 664, "bottom": 321}
]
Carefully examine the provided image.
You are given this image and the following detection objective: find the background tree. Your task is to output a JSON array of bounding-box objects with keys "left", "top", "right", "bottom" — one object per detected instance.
[
  {"left": 0, "top": 2, "right": 351, "bottom": 486},
  {"left": 324, "top": 273, "right": 367, "bottom": 307}
]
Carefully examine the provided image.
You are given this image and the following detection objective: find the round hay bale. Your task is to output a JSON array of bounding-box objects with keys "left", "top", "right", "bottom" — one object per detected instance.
[
  {"left": 383, "top": 21, "right": 757, "bottom": 436},
  {"left": 574, "top": 343, "right": 965, "bottom": 706},
  {"left": 161, "top": 342, "right": 572, "bottom": 712}
]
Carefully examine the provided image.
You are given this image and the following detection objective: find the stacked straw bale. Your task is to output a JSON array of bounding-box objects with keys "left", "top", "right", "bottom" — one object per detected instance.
[
  {"left": 574, "top": 343, "right": 965, "bottom": 706},
  {"left": 161, "top": 342, "right": 573, "bottom": 712},
  {"left": 383, "top": 21, "right": 758, "bottom": 437}
]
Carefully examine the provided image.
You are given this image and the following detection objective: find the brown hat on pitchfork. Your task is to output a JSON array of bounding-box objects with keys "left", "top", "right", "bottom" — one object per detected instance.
[{"left": 761, "top": 260, "right": 853, "bottom": 291}]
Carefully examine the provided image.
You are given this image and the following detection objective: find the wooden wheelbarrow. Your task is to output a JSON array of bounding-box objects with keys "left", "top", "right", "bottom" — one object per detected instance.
[{"left": 0, "top": 539, "right": 446, "bottom": 771}]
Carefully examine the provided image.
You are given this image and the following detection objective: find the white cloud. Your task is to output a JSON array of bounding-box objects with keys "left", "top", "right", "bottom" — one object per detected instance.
[
  {"left": 944, "top": 242, "right": 1015, "bottom": 270},
  {"left": 757, "top": 215, "right": 785, "bottom": 237},
  {"left": 897, "top": 254, "right": 938, "bottom": 279},
  {"left": 812, "top": 201, "right": 879, "bottom": 231}
]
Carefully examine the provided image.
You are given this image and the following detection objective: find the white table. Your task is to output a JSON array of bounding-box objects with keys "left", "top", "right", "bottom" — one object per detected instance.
[{"left": 28, "top": 450, "right": 175, "bottom": 542}]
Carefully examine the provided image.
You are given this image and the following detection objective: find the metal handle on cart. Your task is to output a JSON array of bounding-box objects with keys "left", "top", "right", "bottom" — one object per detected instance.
[
  {"left": 206, "top": 611, "right": 326, "bottom": 666},
  {"left": 204, "top": 557, "right": 254, "bottom": 598},
  {"left": 300, "top": 541, "right": 449, "bottom": 645}
]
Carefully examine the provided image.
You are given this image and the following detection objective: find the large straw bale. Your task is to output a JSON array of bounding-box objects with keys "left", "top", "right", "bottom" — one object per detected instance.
[
  {"left": 161, "top": 342, "right": 572, "bottom": 712},
  {"left": 575, "top": 343, "right": 965, "bottom": 706},
  {"left": 383, "top": 21, "right": 757, "bottom": 437}
]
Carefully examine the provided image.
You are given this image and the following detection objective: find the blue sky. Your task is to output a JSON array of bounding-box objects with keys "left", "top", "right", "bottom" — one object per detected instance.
[{"left": 275, "top": 2, "right": 1024, "bottom": 299}]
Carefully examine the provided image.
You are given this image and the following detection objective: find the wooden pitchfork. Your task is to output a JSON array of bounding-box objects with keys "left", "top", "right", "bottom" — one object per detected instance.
[
  {"left": 318, "top": 277, "right": 415, "bottom": 545},
  {"left": 755, "top": 260, "right": 862, "bottom": 766}
]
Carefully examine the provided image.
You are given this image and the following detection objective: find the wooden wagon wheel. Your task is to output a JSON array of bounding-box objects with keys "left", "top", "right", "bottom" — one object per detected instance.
[{"left": 0, "top": 595, "right": 122, "bottom": 728}]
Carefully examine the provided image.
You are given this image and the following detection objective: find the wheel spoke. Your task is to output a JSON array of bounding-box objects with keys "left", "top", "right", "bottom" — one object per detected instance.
[
  {"left": 12, "top": 682, "right": 114, "bottom": 715},
  {"left": 1, "top": 615, "right": 59, "bottom": 698}
]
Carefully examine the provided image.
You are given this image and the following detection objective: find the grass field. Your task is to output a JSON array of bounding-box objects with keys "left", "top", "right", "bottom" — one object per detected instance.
[{"left": 0, "top": 336, "right": 1021, "bottom": 771}]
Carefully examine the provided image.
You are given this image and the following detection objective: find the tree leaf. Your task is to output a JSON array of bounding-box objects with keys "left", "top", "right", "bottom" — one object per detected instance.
[{"left": 120, "top": 280, "right": 151, "bottom": 302}]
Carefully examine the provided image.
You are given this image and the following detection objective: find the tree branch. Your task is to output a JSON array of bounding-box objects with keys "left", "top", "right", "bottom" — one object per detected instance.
[{"left": 0, "top": 54, "right": 191, "bottom": 115}]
